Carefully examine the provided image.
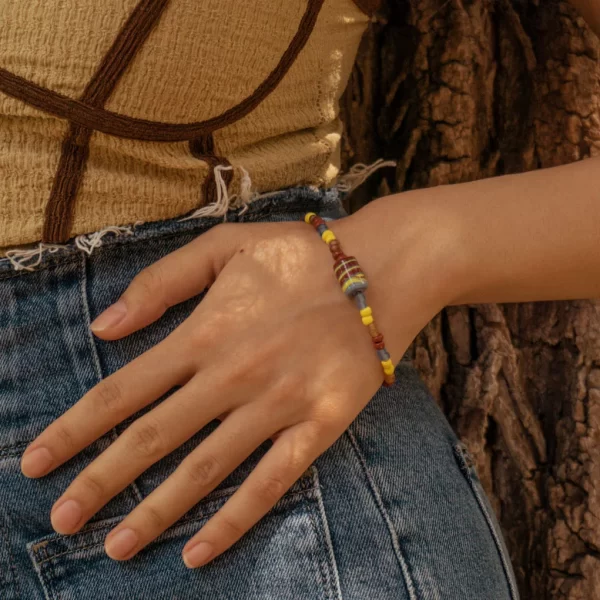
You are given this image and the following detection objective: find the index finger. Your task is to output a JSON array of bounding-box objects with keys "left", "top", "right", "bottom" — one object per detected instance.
[{"left": 20, "top": 333, "right": 194, "bottom": 478}]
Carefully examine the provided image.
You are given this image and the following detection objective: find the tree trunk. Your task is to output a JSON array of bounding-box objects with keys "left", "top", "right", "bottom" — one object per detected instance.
[{"left": 340, "top": 1, "right": 600, "bottom": 598}]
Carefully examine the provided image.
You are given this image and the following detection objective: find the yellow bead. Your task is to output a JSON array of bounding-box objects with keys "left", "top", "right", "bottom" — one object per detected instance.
[
  {"left": 381, "top": 359, "right": 394, "bottom": 370},
  {"left": 360, "top": 307, "right": 372, "bottom": 318},
  {"left": 322, "top": 230, "right": 336, "bottom": 244},
  {"left": 383, "top": 364, "right": 395, "bottom": 375},
  {"left": 304, "top": 212, "right": 317, "bottom": 224},
  {"left": 362, "top": 315, "right": 374, "bottom": 326}
]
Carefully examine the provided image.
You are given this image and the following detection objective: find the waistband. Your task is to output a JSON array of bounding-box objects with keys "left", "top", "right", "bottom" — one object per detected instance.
[{"left": 0, "top": 186, "right": 345, "bottom": 277}]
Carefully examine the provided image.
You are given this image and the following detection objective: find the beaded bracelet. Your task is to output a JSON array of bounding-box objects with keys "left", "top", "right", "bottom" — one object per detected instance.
[{"left": 304, "top": 212, "right": 396, "bottom": 387}]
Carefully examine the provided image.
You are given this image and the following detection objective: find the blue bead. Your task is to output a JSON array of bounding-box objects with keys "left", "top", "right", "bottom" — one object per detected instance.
[
  {"left": 344, "top": 280, "right": 369, "bottom": 297},
  {"left": 377, "top": 349, "right": 390, "bottom": 361},
  {"left": 354, "top": 292, "right": 367, "bottom": 310},
  {"left": 316, "top": 224, "right": 328, "bottom": 236}
]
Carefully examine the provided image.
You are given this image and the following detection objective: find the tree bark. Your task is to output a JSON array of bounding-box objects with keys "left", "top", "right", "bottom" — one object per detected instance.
[{"left": 340, "top": 1, "right": 600, "bottom": 598}]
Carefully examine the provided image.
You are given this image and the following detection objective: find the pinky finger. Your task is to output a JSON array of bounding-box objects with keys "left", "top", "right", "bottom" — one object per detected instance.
[{"left": 181, "top": 421, "right": 324, "bottom": 568}]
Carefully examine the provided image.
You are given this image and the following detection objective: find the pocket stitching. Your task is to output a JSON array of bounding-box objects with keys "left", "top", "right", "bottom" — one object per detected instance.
[
  {"left": 30, "top": 479, "right": 319, "bottom": 565},
  {"left": 78, "top": 253, "right": 143, "bottom": 506},
  {"left": 346, "top": 427, "right": 417, "bottom": 600},
  {"left": 453, "top": 442, "right": 520, "bottom": 600},
  {"left": 0, "top": 442, "right": 28, "bottom": 459},
  {"left": 310, "top": 469, "right": 343, "bottom": 600},
  {"left": 0, "top": 514, "right": 22, "bottom": 600}
]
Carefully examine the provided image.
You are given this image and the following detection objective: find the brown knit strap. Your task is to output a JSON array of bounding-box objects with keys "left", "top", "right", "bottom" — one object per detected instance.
[
  {"left": 0, "top": 0, "right": 325, "bottom": 142},
  {"left": 352, "top": 0, "right": 381, "bottom": 16},
  {"left": 190, "top": 135, "right": 234, "bottom": 206},
  {"left": 43, "top": 0, "right": 171, "bottom": 243}
]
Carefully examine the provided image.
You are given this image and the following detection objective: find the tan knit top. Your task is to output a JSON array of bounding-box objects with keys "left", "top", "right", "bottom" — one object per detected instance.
[{"left": 0, "top": 0, "right": 376, "bottom": 250}]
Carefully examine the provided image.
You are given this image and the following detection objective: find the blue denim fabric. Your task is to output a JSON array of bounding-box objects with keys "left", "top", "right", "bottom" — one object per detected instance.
[{"left": 0, "top": 187, "right": 519, "bottom": 599}]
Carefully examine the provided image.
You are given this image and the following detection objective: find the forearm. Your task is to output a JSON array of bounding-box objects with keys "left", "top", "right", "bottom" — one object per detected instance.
[
  {"left": 340, "top": 157, "right": 600, "bottom": 323},
  {"left": 569, "top": 0, "right": 600, "bottom": 37}
]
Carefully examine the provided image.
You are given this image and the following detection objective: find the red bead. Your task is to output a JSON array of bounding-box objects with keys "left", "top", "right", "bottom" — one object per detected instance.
[
  {"left": 383, "top": 373, "right": 396, "bottom": 387},
  {"left": 374, "top": 341, "right": 385, "bottom": 350},
  {"left": 312, "top": 216, "right": 325, "bottom": 228},
  {"left": 371, "top": 334, "right": 384, "bottom": 344},
  {"left": 331, "top": 252, "right": 344, "bottom": 261}
]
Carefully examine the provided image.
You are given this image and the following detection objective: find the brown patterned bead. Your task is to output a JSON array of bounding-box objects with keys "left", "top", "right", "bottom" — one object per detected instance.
[
  {"left": 374, "top": 341, "right": 386, "bottom": 350},
  {"left": 312, "top": 216, "right": 325, "bottom": 228},
  {"left": 371, "top": 334, "right": 384, "bottom": 344}
]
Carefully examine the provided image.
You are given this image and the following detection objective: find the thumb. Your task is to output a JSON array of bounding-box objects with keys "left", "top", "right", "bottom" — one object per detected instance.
[{"left": 90, "top": 223, "right": 238, "bottom": 340}]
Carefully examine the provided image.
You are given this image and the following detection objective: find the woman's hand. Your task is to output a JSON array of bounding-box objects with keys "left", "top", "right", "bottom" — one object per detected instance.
[{"left": 19, "top": 210, "right": 447, "bottom": 568}]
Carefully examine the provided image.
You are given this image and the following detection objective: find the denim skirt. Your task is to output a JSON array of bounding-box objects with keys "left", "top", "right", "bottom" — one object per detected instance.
[{"left": 0, "top": 187, "right": 519, "bottom": 599}]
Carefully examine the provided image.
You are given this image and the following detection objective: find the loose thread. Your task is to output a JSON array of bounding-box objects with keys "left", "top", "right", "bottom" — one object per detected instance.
[
  {"left": 179, "top": 165, "right": 234, "bottom": 222},
  {"left": 336, "top": 158, "right": 397, "bottom": 194},
  {"left": 74, "top": 224, "right": 137, "bottom": 255},
  {"left": 1, "top": 222, "right": 142, "bottom": 272},
  {"left": 4, "top": 243, "right": 64, "bottom": 272},
  {"left": 180, "top": 165, "right": 276, "bottom": 222}
]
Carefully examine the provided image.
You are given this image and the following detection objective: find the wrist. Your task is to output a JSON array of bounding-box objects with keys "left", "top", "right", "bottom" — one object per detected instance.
[{"left": 331, "top": 189, "right": 467, "bottom": 358}]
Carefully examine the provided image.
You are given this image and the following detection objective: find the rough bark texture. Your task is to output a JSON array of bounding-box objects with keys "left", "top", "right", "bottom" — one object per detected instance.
[{"left": 340, "top": 1, "right": 600, "bottom": 598}]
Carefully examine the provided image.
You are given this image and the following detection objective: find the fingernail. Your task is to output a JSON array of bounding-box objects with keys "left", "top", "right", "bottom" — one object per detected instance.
[
  {"left": 105, "top": 528, "right": 139, "bottom": 560},
  {"left": 21, "top": 447, "right": 53, "bottom": 478},
  {"left": 90, "top": 300, "right": 127, "bottom": 332},
  {"left": 51, "top": 499, "right": 83, "bottom": 533},
  {"left": 183, "top": 542, "right": 213, "bottom": 568}
]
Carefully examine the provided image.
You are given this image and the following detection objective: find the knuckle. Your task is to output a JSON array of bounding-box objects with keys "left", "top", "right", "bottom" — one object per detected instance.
[
  {"left": 218, "top": 512, "right": 244, "bottom": 540},
  {"left": 255, "top": 475, "right": 287, "bottom": 504},
  {"left": 77, "top": 471, "right": 105, "bottom": 497},
  {"left": 53, "top": 422, "right": 77, "bottom": 453},
  {"left": 141, "top": 503, "right": 166, "bottom": 531},
  {"left": 180, "top": 454, "right": 221, "bottom": 489},
  {"left": 127, "top": 418, "right": 167, "bottom": 460},
  {"left": 227, "top": 345, "right": 275, "bottom": 387},
  {"left": 92, "top": 378, "right": 125, "bottom": 417},
  {"left": 132, "top": 267, "right": 162, "bottom": 296},
  {"left": 262, "top": 371, "right": 305, "bottom": 412},
  {"left": 273, "top": 372, "right": 305, "bottom": 402},
  {"left": 130, "top": 267, "right": 168, "bottom": 310}
]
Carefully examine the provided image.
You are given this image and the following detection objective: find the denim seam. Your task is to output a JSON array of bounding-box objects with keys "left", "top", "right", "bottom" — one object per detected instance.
[
  {"left": 28, "top": 535, "right": 54, "bottom": 600},
  {"left": 305, "top": 495, "right": 330, "bottom": 599},
  {"left": 0, "top": 515, "right": 21, "bottom": 600},
  {"left": 346, "top": 428, "right": 418, "bottom": 600},
  {"left": 453, "top": 443, "right": 519, "bottom": 600},
  {"left": 311, "top": 468, "right": 343, "bottom": 600},
  {"left": 77, "top": 253, "right": 144, "bottom": 505}
]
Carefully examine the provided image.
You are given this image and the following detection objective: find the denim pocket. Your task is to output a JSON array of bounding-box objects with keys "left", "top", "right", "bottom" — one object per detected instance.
[
  {"left": 453, "top": 442, "right": 520, "bottom": 600},
  {"left": 27, "top": 467, "right": 341, "bottom": 600}
]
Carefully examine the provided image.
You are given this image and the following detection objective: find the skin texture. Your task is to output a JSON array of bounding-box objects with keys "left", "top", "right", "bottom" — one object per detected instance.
[
  {"left": 19, "top": 152, "right": 600, "bottom": 567},
  {"left": 20, "top": 216, "right": 441, "bottom": 568}
]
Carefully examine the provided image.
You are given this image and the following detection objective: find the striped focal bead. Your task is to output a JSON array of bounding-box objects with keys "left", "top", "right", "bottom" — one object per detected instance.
[{"left": 333, "top": 256, "right": 368, "bottom": 297}]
